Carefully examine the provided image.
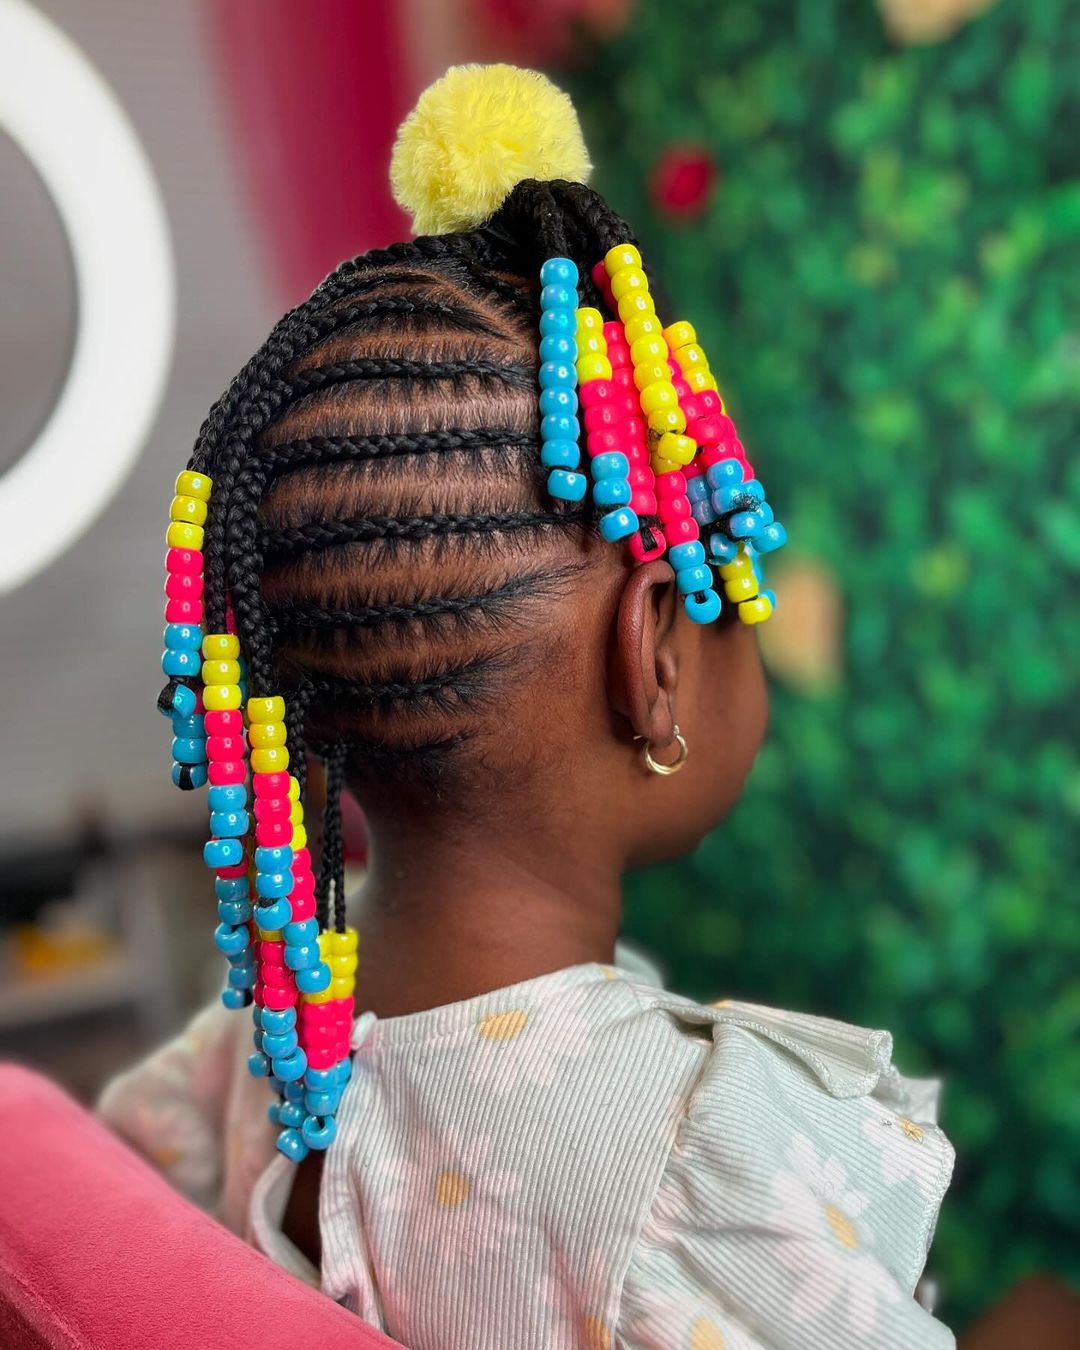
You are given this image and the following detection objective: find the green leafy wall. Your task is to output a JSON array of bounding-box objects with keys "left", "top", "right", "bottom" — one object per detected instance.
[{"left": 564, "top": 0, "right": 1080, "bottom": 1325}]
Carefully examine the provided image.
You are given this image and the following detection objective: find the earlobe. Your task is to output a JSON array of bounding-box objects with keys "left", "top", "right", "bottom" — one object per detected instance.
[{"left": 611, "top": 559, "right": 679, "bottom": 748}]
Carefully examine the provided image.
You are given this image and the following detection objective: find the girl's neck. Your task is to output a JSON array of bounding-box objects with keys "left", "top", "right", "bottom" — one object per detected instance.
[{"left": 350, "top": 820, "right": 624, "bottom": 1018}]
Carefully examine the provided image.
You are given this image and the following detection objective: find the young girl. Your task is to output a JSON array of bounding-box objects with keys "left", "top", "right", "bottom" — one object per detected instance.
[{"left": 102, "top": 65, "right": 955, "bottom": 1349}]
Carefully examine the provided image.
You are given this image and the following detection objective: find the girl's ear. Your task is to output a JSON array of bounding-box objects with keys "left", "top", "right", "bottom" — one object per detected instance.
[{"left": 610, "top": 559, "right": 680, "bottom": 749}]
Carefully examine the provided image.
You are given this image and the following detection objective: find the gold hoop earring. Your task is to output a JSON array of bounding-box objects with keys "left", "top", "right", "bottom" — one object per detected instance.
[{"left": 642, "top": 726, "right": 689, "bottom": 776}]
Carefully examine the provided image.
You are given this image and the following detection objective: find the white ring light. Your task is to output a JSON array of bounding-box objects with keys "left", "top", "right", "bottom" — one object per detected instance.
[{"left": 0, "top": 0, "right": 175, "bottom": 593}]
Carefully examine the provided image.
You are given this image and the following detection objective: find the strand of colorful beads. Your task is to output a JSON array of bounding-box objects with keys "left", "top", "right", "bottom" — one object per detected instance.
[
  {"left": 575, "top": 307, "right": 639, "bottom": 544},
  {"left": 538, "top": 257, "right": 586, "bottom": 504},
  {"left": 160, "top": 471, "right": 211, "bottom": 788}
]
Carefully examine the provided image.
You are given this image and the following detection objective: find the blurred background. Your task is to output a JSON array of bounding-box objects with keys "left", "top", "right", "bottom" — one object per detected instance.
[{"left": 0, "top": 0, "right": 1077, "bottom": 1333}]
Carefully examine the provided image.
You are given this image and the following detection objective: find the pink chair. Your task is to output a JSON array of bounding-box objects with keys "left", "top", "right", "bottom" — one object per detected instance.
[{"left": 0, "top": 1065, "right": 405, "bottom": 1350}]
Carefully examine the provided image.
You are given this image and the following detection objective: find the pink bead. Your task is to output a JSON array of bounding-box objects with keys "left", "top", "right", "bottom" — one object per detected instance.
[
  {"left": 335, "top": 996, "right": 356, "bottom": 1019},
  {"left": 207, "top": 734, "right": 245, "bottom": 762},
  {"left": 628, "top": 527, "right": 667, "bottom": 563},
  {"left": 299, "top": 1002, "right": 332, "bottom": 1025},
  {"left": 262, "top": 985, "right": 298, "bottom": 1010},
  {"left": 257, "top": 940, "right": 285, "bottom": 964},
  {"left": 289, "top": 892, "right": 316, "bottom": 922},
  {"left": 306, "top": 1045, "right": 335, "bottom": 1070},
  {"left": 672, "top": 377, "right": 692, "bottom": 400},
  {"left": 628, "top": 465, "right": 655, "bottom": 491},
  {"left": 698, "top": 391, "right": 723, "bottom": 414},
  {"left": 631, "top": 491, "right": 658, "bottom": 515},
  {"left": 256, "top": 820, "right": 291, "bottom": 848},
  {"left": 165, "top": 598, "right": 202, "bottom": 625},
  {"left": 208, "top": 760, "right": 246, "bottom": 785},
  {"left": 165, "top": 572, "right": 202, "bottom": 601},
  {"left": 602, "top": 320, "right": 623, "bottom": 345},
  {"left": 204, "top": 710, "right": 242, "bottom": 736},
  {"left": 666, "top": 518, "right": 700, "bottom": 545},
  {"left": 253, "top": 982, "right": 264, "bottom": 1007},
  {"left": 655, "top": 471, "right": 687, "bottom": 498},
  {"left": 253, "top": 772, "right": 290, "bottom": 798},
  {"left": 607, "top": 343, "right": 631, "bottom": 370},
  {"left": 611, "top": 369, "right": 635, "bottom": 391},
  {"left": 579, "top": 379, "right": 614, "bottom": 409},
  {"left": 166, "top": 547, "right": 203, "bottom": 576},
  {"left": 587, "top": 428, "right": 621, "bottom": 458},
  {"left": 684, "top": 462, "right": 705, "bottom": 481},
  {"left": 584, "top": 404, "right": 621, "bottom": 433},
  {"left": 301, "top": 1025, "right": 335, "bottom": 1050},
  {"left": 698, "top": 445, "right": 726, "bottom": 469},
  {"left": 254, "top": 796, "right": 290, "bottom": 823},
  {"left": 215, "top": 860, "right": 248, "bottom": 880},
  {"left": 292, "top": 848, "right": 312, "bottom": 874},
  {"left": 260, "top": 964, "right": 293, "bottom": 989},
  {"left": 659, "top": 496, "right": 691, "bottom": 522},
  {"left": 681, "top": 396, "right": 703, "bottom": 424}
]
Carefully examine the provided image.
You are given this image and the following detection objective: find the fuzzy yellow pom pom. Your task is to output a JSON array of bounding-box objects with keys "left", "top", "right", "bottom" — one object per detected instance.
[{"left": 390, "top": 64, "right": 592, "bottom": 236}]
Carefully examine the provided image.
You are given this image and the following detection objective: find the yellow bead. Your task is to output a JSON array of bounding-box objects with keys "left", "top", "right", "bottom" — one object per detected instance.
[
  {"left": 684, "top": 368, "right": 712, "bottom": 394},
  {"left": 331, "top": 952, "right": 358, "bottom": 977},
  {"left": 202, "top": 658, "right": 241, "bottom": 685},
  {"left": 291, "top": 825, "right": 307, "bottom": 851},
  {"left": 663, "top": 321, "right": 697, "bottom": 351},
  {"left": 647, "top": 407, "right": 687, "bottom": 435},
  {"left": 258, "top": 928, "right": 282, "bottom": 941},
  {"left": 170, "top": 494, "right": 207, "bottom": 527},
  {"left": 202, "top": 633, "right": 240, "bottom": 660},
  {"left": 629, "top": 335, "right": 668, "bottom": 367},
  {"left": 718, "top": 546, "right": 753, "bottom": 581},
  {"left": 657, "top": 432, "right": 696, "bottom": 466},
  {"left": 703, "top": 373, "right": 719, "bottom": 392},
  {"left": 203, "top": 683, "right": 241, "bottom": 711},
  {"left": 623, "top": 313, "right": 664, "bottom": 345},
  {"left": 609, "top": 266, "right": 649, "bottom": 302},
  {"left": 317, "top": 931, "right": 333, "bottom": 960},
  {"left": 738, "top": 594, "right": 774, "bottom": 625},
  {"left": 304, "top": 983, "right": 334, "bottom": 1005},
  {"left": 639, "top": 381, "right": 678, "bottom": 414},
  {"left": 251, "top": 746, "right": 289, "bottom": 774},
  {"left": 575, "top": 306, "right": 604, "bottom": 332},
  {"left": 578, "top": 354, "right": 612, "bottom": 382},
  {"left": 675, "top": 343, "right": 709, "bottom": 373},
  {"left": 577, "top": 332, "right": 605, "bottom": 357},
  {"left": 725, "top": 574, "right": 760, "bottom": 603},
  {"left": 330, "top": 977, "right": 354, "bottom": 1000},
  {"left": 166, "top": 521, "right": 204, "bottom": 551},
  {"left": 634, "top": 361, "right": 671, "bottom": 392},
  {"left": 289, "top": 801, "right": 304, "bottom": 823},
  {"left": 651, "top": 455, "right": 681, "bottom": 475},
  {"left": 287, "top": 776, "right": 301, "bottom": 801},
  {"left": 247, "top": 721, "right": 286, "bottom": 748},
  {"left": 617, "top": 291, "right": 655, "bottom": 324},
  {"left": 331, "top": 927, "right": 359, "bottom": 954},
  {"left": 246, "top": 696, "right": 286, "bottom": 723},
  {"left": 604, "top": 243, "right": 642, "bottom": 275},
  {"left": 175, "top": 470, "right": 212, "bottom": 502}
]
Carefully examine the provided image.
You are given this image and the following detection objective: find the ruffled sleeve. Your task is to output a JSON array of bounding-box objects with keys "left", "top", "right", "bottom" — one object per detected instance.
[{"left": 616, "top": 996, "right": 955, "bottom": 1350}]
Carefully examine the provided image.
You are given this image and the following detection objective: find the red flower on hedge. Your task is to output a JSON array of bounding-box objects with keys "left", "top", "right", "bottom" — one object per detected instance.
[{"left": 651, "top": 144, "right": 717, "bottom": 220}]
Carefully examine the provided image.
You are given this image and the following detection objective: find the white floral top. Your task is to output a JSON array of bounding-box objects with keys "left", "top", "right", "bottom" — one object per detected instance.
[{"left": 99, "top": 958, "right": 955, "bottom": 1349}]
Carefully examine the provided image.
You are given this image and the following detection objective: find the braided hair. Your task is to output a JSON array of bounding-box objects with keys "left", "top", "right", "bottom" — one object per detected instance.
[{"left": 184, "top": 181, "right": 643, "bottom": 846}]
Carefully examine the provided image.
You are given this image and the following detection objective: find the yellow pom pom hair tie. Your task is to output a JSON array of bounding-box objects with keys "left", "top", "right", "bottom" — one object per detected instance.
[{"left": 390, "top": 64, "right": 592, "bottom": 236}]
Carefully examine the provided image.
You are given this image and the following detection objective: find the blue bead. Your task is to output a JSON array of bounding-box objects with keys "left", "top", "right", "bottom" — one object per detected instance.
[
  {"left": 283, "top": 1080, "right": 306, "bottom": 1104},
  {"left": 756, "top": 501, "right": 775, "bottom": 526},
  {"left": 547, "top": 469, "right": 587, "bottom": 502},
  {"left": 740, "top": 479, "right": 764, "bottom": 501},
  {"left": 214, "top": 922, "right": 250, "bottom": 956},
  {"left": 677, "top": 564, "right": 714, "bottom": 594},
  {"left": 540, "top": 283, "right": 576, "bottom": 312},
  {"left": 218, "top": 897, "right": 252, "bottom": 925},
  {"left": 172, "top": 736, "right": 207, "bottom": 765},
  {"left": 304, "top": 1067, "right": 336, "bottom": 1092},
  {"left": 162, "top": 648, "right": 199, "bottom": 677},
  {"left": 267, "top": 1075, "right": 284, "bottom": 1095},
  {"left": 756, "top": 522, "right": 787, "bottom": 554},
  {"left": 295, "top": 963, "right": 332, "bottom": 995},
  {"left": 539, "top": 335, "right": 575, "bottom": 364},
  {"left": 247, "top": 1051, "right": 270, "bottom": 1078},
  {"left": 761, "top": 588, "right": 776, "bottom": 611},
  {"left": 599, "top": 507, "right": 638, "bottom": 542},
  {"left": 711, "top": 485, "right": 742, "bottom": 514},
  {"left": 540, "top": 439, "right": 580, "bottom": 470},
  {"left": 539, "top": 309, "right": 574, "bottom": 338},
  {"left": 705, "top": 458, "right": 744, "bottom": 490},
  {"left": 684, "top": 589, "right": 723, "bottom": 624},
  {"left": 255, "top": 845, "right": 293, "bottom": 872},
  {"left": 283, "top": 918, "right": 318, "bottom": 946},
  {"left": 335, "top": 1058, "right": 352, "bottom": 1086},
  {"left": 214, "top": 875, "right": 249, "bottom": 902},
  {"left": 254, "top": 896, "right": 292, "bottom": 930},
  {"left": 275, "top": 1127, "right": 310, "bottom": 1162},
  {"left": 163, "top": 622, "right": 202, "bottom": 652},
  {"left": 170, "top": 684, "right": 198, "bottom": 717},
  {"left": 540, "top": 257, "right": 579, "bottom": 288},
  {"left": 210, "top": 809, "right": 249, "bottom": 838},
  {"left": 259, "top": 1006, "right": 297, "bottom": 1034},
  {"left": 708, "top": 534, "right": 739, "bottom": 563},
  {"left": 669, "top": 541, "right": 707, "bottom": 570},
  {"left": 301, "top": 1114, "right": 337, "bottom": 1151},
  {"left": 591, "top": 451, "right": 630, "bottom": 480},
  {"left": 227, "top": 965, "right": 255, "bottom": 990},
  {"left": 686, "top": 476, "right": 711, "bottom": 503},
  {"left": 593, "top": 479, "right": 632, "bottom": 508},
  {"left": 539, "top": 387, "right": 578, "bottom": 420},
  {"left": 272, "top": 1048, "right": 308, "bottom": 1083},
  {"left": 221, "top": 987, "right": 247, "bottom": 1010},
  {"left": 279, "top": 1101, "right": 305, "bottom": 1128},
  {"left": 540, "top": 412, "right": 579, "bottom": 443},
  {"left": 538, "top": 360, "right": 576, "bottom": 389},
  {"left": 255, "top": 869, "right": 293, "bottom": 899},
  {"left": 727, "top": 511, "right": 763, "bottom": 540},
  {"left": 262, "top": 1029, "right": 299, "bottom": 1058},
  {"left": 204, "top": 837, "right": 243, "bottom": 869},
  {"left": 284, "top": 943, "right": 319, "bottom": 971},
  {"left": 267, "top": 1103, "right": 281, "bottom": 1125},
  {"left": 253, "top": 1029, "right": 264, "bottom": 1052},
  {"left": 208, "top": 785, "right": 246, "bottom": 812},
  {"left": 304, "top": 1089, "right": 342, "bottom": 1116},
  {"left": 691, "top": 500, "right": 717, "bottom": 527},
  {"left": 171, "top": 712, "right": 205, "bottom": 738},
  {"left": 228, "top": 948, "right": 255, "bottom": 971},
  {"left": 171, "top": 761, "right": 207, "bottom": 789}
]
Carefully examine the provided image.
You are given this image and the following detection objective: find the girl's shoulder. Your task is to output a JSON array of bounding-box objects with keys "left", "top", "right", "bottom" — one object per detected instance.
[{"left": 613, "top": 974, "right": 956, "bottom": 1348}]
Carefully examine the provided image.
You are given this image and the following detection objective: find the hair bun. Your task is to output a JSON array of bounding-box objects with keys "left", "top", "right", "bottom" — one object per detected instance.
[{"left": 390, "top": 64, "right": 592, "bottom": 237}]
